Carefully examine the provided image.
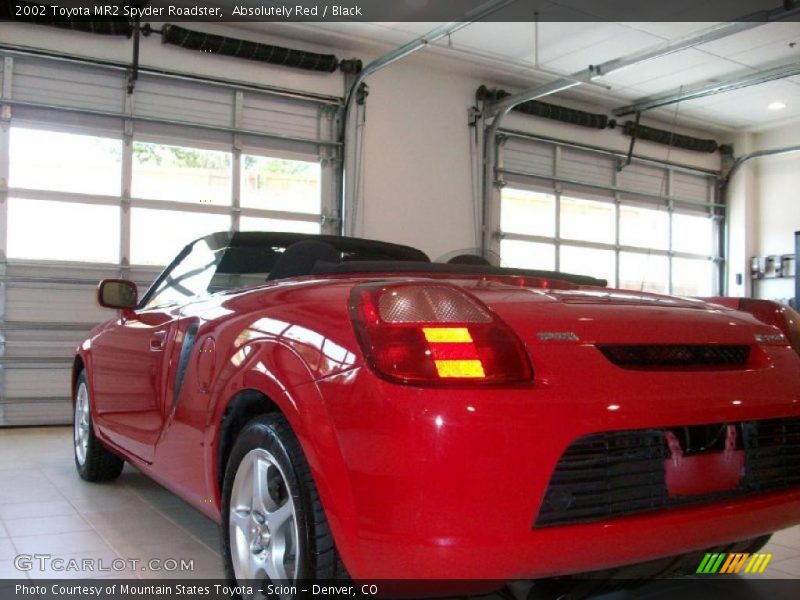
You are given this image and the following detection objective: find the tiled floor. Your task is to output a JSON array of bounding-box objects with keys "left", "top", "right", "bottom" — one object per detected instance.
[
  {"left": 0, "top": 426, "right": 222, "bottom": 581},
  {"left": 0, "top": 427, "right": 799, "bottom": 596}
]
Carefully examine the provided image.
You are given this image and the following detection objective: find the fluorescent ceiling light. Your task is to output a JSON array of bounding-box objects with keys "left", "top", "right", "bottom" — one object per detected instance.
[{"left": 768, "top": 101, "right": 787, "bottom": 111}]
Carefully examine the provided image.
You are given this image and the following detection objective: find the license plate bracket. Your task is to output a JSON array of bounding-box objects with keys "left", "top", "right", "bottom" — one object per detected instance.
[{"left": 664, "top": 425, "right": 745, "bottom": 498}]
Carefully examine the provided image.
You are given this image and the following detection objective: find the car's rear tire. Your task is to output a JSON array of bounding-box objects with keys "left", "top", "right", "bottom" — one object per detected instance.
[
  {"left": 221, "top": 414, "right": 347, "bottom": 596},
  {"left": 73, "top": 370, "right": 124, "bottom": 482}
]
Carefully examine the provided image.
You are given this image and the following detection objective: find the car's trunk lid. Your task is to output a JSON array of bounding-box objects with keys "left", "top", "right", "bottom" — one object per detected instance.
[{"left": 454, "top": 279, "right": 777, "bottom": 348}]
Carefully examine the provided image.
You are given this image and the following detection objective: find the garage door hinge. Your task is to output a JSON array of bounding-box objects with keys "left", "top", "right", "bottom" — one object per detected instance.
[
  {"left": 321, "top": 214, "right": 341, "bottom": 227},
  {"left": 468, "top": 106, "right": 480, "bottom": 128}
]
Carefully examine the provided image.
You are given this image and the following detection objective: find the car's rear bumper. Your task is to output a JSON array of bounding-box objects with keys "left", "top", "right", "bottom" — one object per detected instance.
[
  {"left": 307, "top": 349, "right": 800, "bottom": 583},
  {"left": 348, "top": 488, "right": 800, "bottom": 580}
]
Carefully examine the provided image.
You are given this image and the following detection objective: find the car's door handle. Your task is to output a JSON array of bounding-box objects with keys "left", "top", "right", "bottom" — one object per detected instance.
[{"left": 149, "top": 330, "right": 168, "bottom": 351}]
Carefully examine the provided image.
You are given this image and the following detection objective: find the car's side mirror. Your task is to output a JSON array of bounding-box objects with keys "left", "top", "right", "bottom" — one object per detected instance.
[{"left": 97, "top": 279, "right": 138, "bottom": 310}]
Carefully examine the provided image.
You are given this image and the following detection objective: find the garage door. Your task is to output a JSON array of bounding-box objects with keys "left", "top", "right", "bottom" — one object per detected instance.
[
  {"left": 493, "top": 131, "right": 723, "bottom": 296},
  {"left": 0, "top": 51, "right": 343, "bottom": 426}
]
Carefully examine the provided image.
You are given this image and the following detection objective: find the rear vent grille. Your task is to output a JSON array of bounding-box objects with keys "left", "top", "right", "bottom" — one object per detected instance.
[
  {"left": 743, "top": 418, "right": 800, "bottom": 492},
  {"left": 597, "top": 344, "right": 750, "bottom": 369},
  {"left": 537, "top": 430, "right": 669, "bottom": 527},
  {"left": 535, "top": 417, "right": 800, "bottom": 528}
]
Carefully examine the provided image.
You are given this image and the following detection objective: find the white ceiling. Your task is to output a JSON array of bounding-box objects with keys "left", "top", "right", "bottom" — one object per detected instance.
[{"left": 244, "top": 20, "right": 800, "bottom": 132}]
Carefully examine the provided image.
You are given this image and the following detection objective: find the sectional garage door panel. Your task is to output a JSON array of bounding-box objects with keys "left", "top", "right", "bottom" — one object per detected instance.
[
  {"left": 6, "top": 285, "right": 108, "bottom": 324},
  {"left": 501, "top": 134, "right": 718, "bottom": 209},
  {"left": 4, "top": 261, "right": 122, "bottom": 281},
  {"left": 1, "top": 263, "right": 108, "bottom": 425},
  {"left": 241, "top": 94, "right": 325, "bottom": 143},
  {"left": 12, "top": 57, "right": 126, "bottom": 114},
  {"left": 617, "top": 162, "right": 670, "bottom": 198},
  {"left": 672, "top": 171, "right": 712, "bottom": 206},
  {"left": 5, "top": 337, "right": 81, "bottom": 360},
  {"left": 8, "top": 56, "right": 335, "bottom": 148},
  {"left": 559, "top": 147, "right": 615, "bottom": 188},
  {"left": 0, "top": 400, "right": 73, "bottom": 427},
  {"left": 133, "top": 76, "right": 234, "bottom": 129},
  {"left": 5, "top": 367, "right": 70, "bottom": 397},
  {"left": 0, "top": 263, "right": 162, "bottom": 426},
  {"left": 502, "top": 138, "right": 554, "bottom": 177}
]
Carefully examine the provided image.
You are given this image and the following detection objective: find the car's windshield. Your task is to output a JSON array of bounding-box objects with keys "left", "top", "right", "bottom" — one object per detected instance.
[
  {"left": 139, "top": 232, "right": 429, "bottom": 310},
  {"left": 143, "top": 240, "right": 287, "bottom": 309}
]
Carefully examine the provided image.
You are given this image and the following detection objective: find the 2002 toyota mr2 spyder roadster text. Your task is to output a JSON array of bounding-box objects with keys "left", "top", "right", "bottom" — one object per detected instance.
[{"left": 72, "top": 231, "right": 800, "bottom": 595}]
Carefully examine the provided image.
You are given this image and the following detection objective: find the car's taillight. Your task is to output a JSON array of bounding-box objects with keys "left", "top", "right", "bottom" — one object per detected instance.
[{"left": 349, "top": 283, "right": 533, "bottom": 385}]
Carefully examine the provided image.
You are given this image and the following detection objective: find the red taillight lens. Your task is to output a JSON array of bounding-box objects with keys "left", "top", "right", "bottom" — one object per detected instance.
[{"left": 349, "top": 283, "right": 533, "bottom": 385}]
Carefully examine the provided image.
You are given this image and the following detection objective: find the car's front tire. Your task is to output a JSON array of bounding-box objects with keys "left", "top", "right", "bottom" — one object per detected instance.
[
  {"left": 221, "top": 414, "right": 347, "bottom": 595},
  {"left": 73, "top": 370, "right": 124, "bottom": 482}
]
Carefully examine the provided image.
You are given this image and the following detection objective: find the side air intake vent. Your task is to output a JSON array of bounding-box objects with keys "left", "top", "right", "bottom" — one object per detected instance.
[{"left": 597, "top": 345, "right": 750, "bottom": 369}]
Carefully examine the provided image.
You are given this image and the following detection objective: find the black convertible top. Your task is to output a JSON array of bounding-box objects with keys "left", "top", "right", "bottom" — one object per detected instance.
[
  {"left": 140, "top": 231, "right": 605, "bottom": 309},
  {"left": 312, "top": 260, "right": 606, "bottom": 287},
  {"left": 191, "top": 232, "right": 606, "bottom": 286},
  {"left": 200, "top": 231, "right": 430, "bottom": 263}
]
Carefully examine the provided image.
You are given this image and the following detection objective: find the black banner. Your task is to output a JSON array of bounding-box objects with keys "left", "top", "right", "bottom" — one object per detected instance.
[
  {"left": 1, "top": 578, "right": 800, "bottom": 600},
  {"left": 2, "top": 0, "right": 800, "bottom": 23}
]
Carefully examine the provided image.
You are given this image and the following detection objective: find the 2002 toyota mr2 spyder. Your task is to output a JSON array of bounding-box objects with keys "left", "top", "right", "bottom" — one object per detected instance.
[{"left": 73, "top": 231, "right": 800, "bottom": 595}]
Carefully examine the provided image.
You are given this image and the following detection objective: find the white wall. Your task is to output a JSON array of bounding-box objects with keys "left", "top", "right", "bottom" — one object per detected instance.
[
  {"left": 734, "top": 123, "right": 800, "bottom": 302},
  {"left": 0, "top": 22, "right": 722, "bottom": 261},
  {"left": 355, "top": 51, "right": 721, "bottom": 260},
  {"left": 725, "top": 132, "right": 758, "bottom": 298}
]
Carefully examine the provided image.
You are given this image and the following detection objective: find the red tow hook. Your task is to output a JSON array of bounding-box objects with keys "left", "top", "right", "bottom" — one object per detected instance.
[{"left": 664, "top": 425, "right": 745, "bottom": 498}]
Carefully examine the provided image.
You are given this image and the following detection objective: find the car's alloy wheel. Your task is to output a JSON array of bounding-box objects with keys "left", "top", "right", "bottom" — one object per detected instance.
[
  {"left": 74, "top": 381, "right": 91, "bottom": 466},
  {"left": 72, "top": 370, "right": 125, "bottom": 482},
  {"left": 221, "top": 414, "right": 348, "bottom": 597},
  {"left": 229, "top": 448, "right": 299, "bottom": 583}
]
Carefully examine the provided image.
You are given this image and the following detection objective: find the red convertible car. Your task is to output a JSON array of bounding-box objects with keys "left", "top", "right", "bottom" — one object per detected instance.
[{"left": 73, "top": 231, "right": 800, "bottom": 595}]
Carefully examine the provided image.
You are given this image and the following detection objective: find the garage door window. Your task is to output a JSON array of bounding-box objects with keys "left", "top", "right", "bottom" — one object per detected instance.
[
  {"left": 132, "top": 142, "right": 232, "bottom": 205},
  {"left": 242, "top": 156, "right": 321, "bottom": 215},
  {"left": 240, "top": 217, "right": 320, "bottom": 235},
  {"left": 672, "top": 257, "right": 714, "bottom": 297},
  {"left": 500, "top": 188, "right": 555, "bottom": 237},
  {"left": 620, "top": 205, "right": 669, "bottom": 250},
  {"left": 560, "top": 196, "right": 615, "bottom": 244},
  {"left": 560, "top": 245, "right": 615, "bottom": 286},
  {"left": 500, "top": 240, "right": 555, "bottom": 270},
  {"left": 619, "top": 252, "right": 669, "bottom": 294},
  {"left": 673, "top": 213, "right": 714, "bottom": 256},
  {"left": 9, "top": 127, "right": 121, "bottom": 195},
  {"left": 7, "top": 198, "right": 120, "bottom": 263},
  {"left": 131, "top": 208, "right": 231, "bottom": 266}
]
